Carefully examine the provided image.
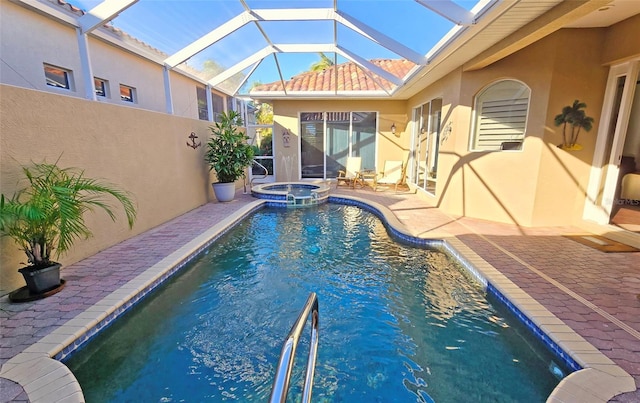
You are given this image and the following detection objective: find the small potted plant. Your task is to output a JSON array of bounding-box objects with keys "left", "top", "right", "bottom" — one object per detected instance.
[
  {"left": 204, "top": 110, "right": 255, "bottom": 202},
  {"left": 0, "top": 160, "right": 137, "bottom": 298},
  {"left": 554, "top": 99, "right": 595, "bottom": 151}
]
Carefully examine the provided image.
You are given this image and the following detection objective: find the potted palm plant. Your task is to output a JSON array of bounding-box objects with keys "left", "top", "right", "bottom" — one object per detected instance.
[
  {"left": 0, "top": 160, "right": 137, "bottom": 298},
  {"left": 554, "top": 99, "right": 595, "bottom": 151},
  {"left": 204, "top": 110, "right": 255, "bottom": 202}
]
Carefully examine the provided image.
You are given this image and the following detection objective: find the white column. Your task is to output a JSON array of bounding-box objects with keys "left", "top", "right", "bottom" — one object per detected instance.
[
  {"left": 206, "top": 84, "right": 214, "bottom": 121},
  {"left": 163, "top": 66, "right": 174, "bottom": 114},
  {"left": 76, "top": 28, "right": 96, "bottom": 101}
]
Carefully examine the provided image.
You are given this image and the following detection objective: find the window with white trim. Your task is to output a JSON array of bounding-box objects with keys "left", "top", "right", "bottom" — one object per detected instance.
[
  {"left": 94, "top": 77, "right": 108, "bottom": 97},
  {"left": 470, "top": 80, "right": 530, "bottom": 151},
  {"left": 212, "top": 92, "right": 224, "bottom": 121},
  {"left": 196, "top": 86, "right": 208, "bottom": 120},
  {"left": 120, "top": 84, "right": 136, "bottom": 103},
  {"left": 43, "top": 64, "right": 73, "bottom": 90}
]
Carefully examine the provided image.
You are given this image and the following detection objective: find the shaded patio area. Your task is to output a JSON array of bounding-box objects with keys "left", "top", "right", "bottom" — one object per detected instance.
[{"left": 0, "top": 188, "right": 638, "bottom": 402}]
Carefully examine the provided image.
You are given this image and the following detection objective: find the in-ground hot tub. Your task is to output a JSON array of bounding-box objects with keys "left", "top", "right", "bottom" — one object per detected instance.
[{"left": 251, "top": 182, "right": 330, "bottom": 207}]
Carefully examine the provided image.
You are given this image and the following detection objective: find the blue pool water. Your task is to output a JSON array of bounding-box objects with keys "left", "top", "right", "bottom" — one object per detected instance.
[{"left": 66, "top": 205, "right": 568, "bottom": 402}]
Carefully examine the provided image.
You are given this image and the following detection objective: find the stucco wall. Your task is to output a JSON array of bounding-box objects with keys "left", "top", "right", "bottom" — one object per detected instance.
[
  {"left": 0, "top": 0, "right": 211, "bottom": 119},
  {"left": 0, "top": 85, "right": 213, "bottom": 294},
  {"left": 601, "top": 14, "right": 640, "bottom": 66},
  {"left": 1, "top": 1, "right": 82, "bottom": 94},
  {"left": 535, "top": 29, "right": 608, "bottom": 226},
  {"left": 406, "top": 41, "right": 557, "bottom": 226},
  {"left": 404, "top": 26, "right": 628, "bottom": 227}
]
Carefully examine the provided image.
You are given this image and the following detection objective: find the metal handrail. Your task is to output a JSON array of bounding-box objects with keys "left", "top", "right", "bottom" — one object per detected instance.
[
  {"left": 269, "top": 292, "right": 319, "bottom": 403},
  {"left": 245, "top": 159, "right": 269, "bottom": 193},
  {"left": 251, "top": 159, "right": 269, "bottom": 185}
]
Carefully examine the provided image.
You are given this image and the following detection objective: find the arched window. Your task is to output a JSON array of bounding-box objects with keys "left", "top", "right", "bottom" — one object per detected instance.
[{"left": 470, "top": 79, "right": 530, "bottom": 151}]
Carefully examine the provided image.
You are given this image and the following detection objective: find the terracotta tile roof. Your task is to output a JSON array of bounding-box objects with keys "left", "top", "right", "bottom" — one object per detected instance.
[{"left": 252, "top": 59, "right": 416, "bottom": 93}]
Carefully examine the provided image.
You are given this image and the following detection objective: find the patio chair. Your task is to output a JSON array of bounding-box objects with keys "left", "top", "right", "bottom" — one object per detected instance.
[
  {"left": 336, "top": 156, "right": 362, "bottom": 188},
  {"left": 374, "top": 160, "right": 404, "bottom": 191}
]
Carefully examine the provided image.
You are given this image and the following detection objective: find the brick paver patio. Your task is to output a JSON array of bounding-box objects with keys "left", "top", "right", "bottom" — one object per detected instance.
[{"left": 1, "top": 187, "right": 638, "bottom": 402}]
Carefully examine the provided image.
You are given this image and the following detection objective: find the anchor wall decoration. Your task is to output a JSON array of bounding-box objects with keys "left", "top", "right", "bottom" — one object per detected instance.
[{"left": 187, "top": 132, "right": 201, "bottom": 149}]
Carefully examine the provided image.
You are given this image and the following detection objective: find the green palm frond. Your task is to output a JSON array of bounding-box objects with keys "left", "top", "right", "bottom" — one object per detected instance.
[{"left": 0, "top": 161, "right": 137, "bottom": 266}]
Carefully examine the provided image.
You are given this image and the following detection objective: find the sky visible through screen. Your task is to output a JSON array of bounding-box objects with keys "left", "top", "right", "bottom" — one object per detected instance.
[{"left": 65, "top": 0, "right": 480, "bottom": 90}]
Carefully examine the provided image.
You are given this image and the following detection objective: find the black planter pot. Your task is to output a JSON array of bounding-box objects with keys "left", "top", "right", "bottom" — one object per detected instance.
[{"left": 18, "top": 263, "right": 62, "bottom": 294}]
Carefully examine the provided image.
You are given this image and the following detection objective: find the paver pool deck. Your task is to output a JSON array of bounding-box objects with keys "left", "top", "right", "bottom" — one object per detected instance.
[{"left": 1, "top": 187, "right": 638, "bottom": 402}]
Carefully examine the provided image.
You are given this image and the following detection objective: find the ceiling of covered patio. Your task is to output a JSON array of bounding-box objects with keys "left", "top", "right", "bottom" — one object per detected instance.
[{"left": 48, "top": 0, "right": 640, "bottom": 99}]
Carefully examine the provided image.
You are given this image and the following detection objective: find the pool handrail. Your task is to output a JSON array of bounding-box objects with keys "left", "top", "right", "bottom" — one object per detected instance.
[
  {"left": 250, "top": 159, "right": 269, "bottom": 186},
  {"left": 269, "top": 292, "right": 319, "bottom": 403}
]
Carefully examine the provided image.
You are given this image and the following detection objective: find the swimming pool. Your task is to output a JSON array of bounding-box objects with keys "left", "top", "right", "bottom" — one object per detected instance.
[{"left": 66, "top": 205, "right": 570, "bottom": 402}]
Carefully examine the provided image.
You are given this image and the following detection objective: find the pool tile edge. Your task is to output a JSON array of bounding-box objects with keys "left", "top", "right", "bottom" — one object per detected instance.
[{"left": 442, "top": 238, "right": 635, "bottom": 402}]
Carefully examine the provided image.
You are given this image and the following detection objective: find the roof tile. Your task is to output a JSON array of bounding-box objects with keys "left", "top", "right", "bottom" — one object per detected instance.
[{"left": 252, "top": 59, "right": 416, "bottom": 93}]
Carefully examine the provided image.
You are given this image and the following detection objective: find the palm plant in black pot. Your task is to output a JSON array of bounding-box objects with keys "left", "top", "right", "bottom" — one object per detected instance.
[{"left": 0, "top": 161, "right": 137, "bottom": 299}]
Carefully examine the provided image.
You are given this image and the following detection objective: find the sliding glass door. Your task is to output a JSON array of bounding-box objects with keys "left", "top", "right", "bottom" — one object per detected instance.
[
  {"left": 301, "top": 112, "right": 377, "bottom": 179},
  {"left": 411, "top": 99, "right": 442, "bottom": 194}
]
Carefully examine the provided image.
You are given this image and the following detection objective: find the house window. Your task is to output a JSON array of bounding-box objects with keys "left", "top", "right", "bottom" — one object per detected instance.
[
  {"left": 471, "top": 79, "right": 530, "bottom": 151},
  {"left": 227, "top": 96, "right": 236, "bottom": 113},
  {"left": 94, "top": 78, "right": 108, "bottom": 97},
  {"left": 43, "top": 64, "right": 72, "bottom": 90},
  {"left": 212, "top": 92, "right": 224, "bottom": 121},
  {"left": 197, "top": 86, "right": 208, "bottom": 120},
  {"left": 120, "top": 84, "right": 136, "bottom": 103}
]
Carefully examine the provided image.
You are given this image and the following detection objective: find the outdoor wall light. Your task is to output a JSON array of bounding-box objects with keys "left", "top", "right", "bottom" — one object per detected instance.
[{"left": 391, "top": 123, "right": 396, "bottom": 135}]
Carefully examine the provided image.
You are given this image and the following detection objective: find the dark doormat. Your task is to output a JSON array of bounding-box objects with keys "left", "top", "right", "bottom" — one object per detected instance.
[{"left": 563, "top": 234, "right": 639, "bottom": 253}]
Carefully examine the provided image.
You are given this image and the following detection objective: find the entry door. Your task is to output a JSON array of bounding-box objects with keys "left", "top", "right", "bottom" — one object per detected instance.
[{"left": 584, "top": 60, "right": 640, "bottom": 225}]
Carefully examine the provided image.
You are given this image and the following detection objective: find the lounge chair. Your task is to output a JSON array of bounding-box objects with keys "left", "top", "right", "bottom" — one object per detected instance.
[
  {"left": 374, "top": 160, "right": 404, "bottom": 191},
  {"left": 336, "top": 156, "right": 362, "bottom": 188}
]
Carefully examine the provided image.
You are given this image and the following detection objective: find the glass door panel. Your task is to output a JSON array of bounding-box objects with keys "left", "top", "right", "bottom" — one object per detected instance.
[
  {"left": 301, "top": 112, "right": 325, "bottom": 179},
  {"left": 326, "top": 112, "right": 350, "bottom": 178},
  {"left": 426, "top": 99, "right": 442, "bottom": 194},
  {"left": 352, "top": 112, "right": 376, "bottom": 171},
  {"left": 411, "top": 100, "right": 441, "bottom": 194}
]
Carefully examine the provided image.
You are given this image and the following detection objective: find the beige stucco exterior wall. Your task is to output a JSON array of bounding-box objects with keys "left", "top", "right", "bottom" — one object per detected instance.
[
  {"left": 89, "top": 38, "right": 166, "bottom": 113},
  {"left": 271, "top": 100, "right": 409, "bottom": 181},
  {"left": 1, "top": 0, "right": 208, "bottom": 119},
  {"left": 601, "top": 14, "right": 640, "bottom": 65},
  {"left": 0, "top": 85, "right": 213, "bottom": 294},
  {"left": 536, "top": 29, "right": 608, "bottom": 226},
  {"left": 1, "top": 1, "right": 83, "bottom": 94},
  {"left": 404, "top": 25, "right": 635, "bottom": 227},
  {"left": 406, "top": 43, "right": 557, "bottom": 226}
]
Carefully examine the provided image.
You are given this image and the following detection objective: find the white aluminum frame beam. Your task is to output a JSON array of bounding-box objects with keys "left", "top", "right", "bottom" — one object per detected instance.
[
  {"left": 165, "top": 7, "right": 428, "bottom": 73},
  {"left": 414, "top": 0, "right": 475, "bottom": 25},
  {"left": 78, "top": 0, "right": 138, "bottom": 34},
  {"left": 335, "top": 11, "right": 426, "bottom": 65},
  {"left": 207, "top": 42, "right": 403, "bottom": 90},
  {"left": 76, "top": 28, "right": 95, "bottom": 100},
  {"left": 207, "top": 46, "right": 275, "bottom": 87},
  {"left": 165, "top": 11, "right": 255, "bottom": 68},
  {"left": 336, "top": 46, "right": 403, "bottom": 87}
]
